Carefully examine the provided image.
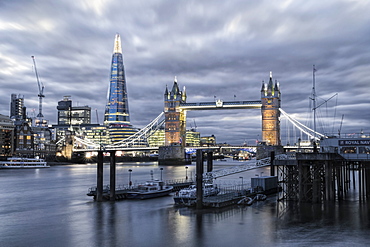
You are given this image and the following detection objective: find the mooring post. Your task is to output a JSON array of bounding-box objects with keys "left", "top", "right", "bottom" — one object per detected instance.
[
  {"left": 207, "top": 151, "right": 213, "bottom": 173},
  {"left": 196, "top": 149, "right": 204, "bottom": 209},
  {"left": 97, "top": 151, "right": 104, "bottom": 202},
  {"left": 110, "top": 150, "right": 116, "bottom": 201},
  {"left": 270, "top": 151, "right": 275, "bottom": 176}
]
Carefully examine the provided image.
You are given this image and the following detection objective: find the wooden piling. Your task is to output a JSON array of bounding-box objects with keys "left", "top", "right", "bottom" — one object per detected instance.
[
  {"left": 196, "top": 149, "right": 204, "bottom": 209},
  {"left": 207, "top": 151, "right": 213, "bottom": 173},
  {"left": 110, "top": 150, "right": 116, "bottom": 201},
  {"left": 96, "top": 151, "right": 104, "bottom": 202}
]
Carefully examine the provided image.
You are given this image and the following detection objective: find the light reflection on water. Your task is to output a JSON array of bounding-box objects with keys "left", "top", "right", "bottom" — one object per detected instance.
[{"left": 0, "top": 160, "right": 369, "bottom": 246}]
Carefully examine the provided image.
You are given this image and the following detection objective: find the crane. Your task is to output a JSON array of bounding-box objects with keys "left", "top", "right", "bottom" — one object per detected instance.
[{"left": 31, "top": 56, "right": 45, "bottom": 118}]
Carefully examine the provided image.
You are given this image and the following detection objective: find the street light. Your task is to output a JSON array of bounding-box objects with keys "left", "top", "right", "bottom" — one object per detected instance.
[
  {"left": 160, "top": 167, "right": 163, "bottom": 181},
  {"left": 128, "top": 169, "right": 132, "bottom": 188},
  {"left": 185, "top": 166, "right": 188, "bottom": 180},
  {"left": 239, "top": 177, "right": 243, "bottom": 188}
]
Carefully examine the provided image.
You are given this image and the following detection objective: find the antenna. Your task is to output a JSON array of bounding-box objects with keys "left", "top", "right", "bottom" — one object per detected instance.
[{"left": 95, "top": 109, "right": 99, "bottom": 124}]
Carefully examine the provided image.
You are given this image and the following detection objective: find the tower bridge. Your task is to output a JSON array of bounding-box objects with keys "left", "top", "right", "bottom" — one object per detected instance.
[
  {"left": 70, "top": 72, "right": 325, "bottom": 163},
  {"left": 160, "top": 73, "right": 281, "bottom": 165}
]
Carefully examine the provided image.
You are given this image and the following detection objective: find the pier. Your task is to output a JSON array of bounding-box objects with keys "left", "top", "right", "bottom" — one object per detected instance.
[{"left": 274, "top": 151, "right": 370, "bottom": 202}]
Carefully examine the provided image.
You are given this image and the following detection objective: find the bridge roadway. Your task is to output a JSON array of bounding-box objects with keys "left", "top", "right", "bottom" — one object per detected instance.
[{"left": 73, "top": 145, "right": 258, "bottom": 152}]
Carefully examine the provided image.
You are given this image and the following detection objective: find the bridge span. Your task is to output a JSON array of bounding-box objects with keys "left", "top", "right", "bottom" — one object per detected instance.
[{"left": 73, "top": 145, "right": 258, "bottom": 153}]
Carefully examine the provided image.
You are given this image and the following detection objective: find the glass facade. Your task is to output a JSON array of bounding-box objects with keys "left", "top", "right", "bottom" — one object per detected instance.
[
  {"left": 104, "top": 34, "right": 134, "bottom": 142},
  {"left": 57, "top": 97, "right": 91, "bottom": 125}
]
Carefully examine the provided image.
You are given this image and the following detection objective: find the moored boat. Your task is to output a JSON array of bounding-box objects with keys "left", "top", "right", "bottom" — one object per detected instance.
[
  {"left": 173, "top": 183, "right": 220, "bottom": 205},
  {"left": 237, "top": 196, "right": 255, "bottom": 206},
  {"left": 255, "top": 194, "right": 267, "bottom": 201},
  {"left": 125, "top": 180, "right": 173, "bottom": 199},
  {"left": 0, "top": 157, "right": 49, "bottom": 169}
]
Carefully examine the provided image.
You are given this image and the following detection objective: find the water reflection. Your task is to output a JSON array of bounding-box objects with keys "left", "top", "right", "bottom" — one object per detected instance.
[{"left": 1, "top": 161, "right": 370, "bottom": 246}]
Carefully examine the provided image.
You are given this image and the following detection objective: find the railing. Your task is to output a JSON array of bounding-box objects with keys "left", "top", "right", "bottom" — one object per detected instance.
[{"left": 206, "top": 158, "right": 271, "bottom": 179}]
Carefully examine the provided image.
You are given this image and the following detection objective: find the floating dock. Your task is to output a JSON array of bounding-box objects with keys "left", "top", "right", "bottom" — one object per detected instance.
[{"left": 87, "top": 180, "right": 194, "bottom": 201}]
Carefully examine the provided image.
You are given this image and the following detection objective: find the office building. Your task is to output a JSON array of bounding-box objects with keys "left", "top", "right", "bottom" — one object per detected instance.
[
  {"left": 57, "top": 96, "right": 91, "bottom": 125},
  {"left": 10, "top": 94, "right": 25, "bottom": 120},
  {"left": 104, "top": 33, "right": 135, "bottom": 142}
]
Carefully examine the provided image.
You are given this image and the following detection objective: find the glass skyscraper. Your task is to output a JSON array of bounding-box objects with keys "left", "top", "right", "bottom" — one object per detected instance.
[{"left": 104, "top": 34, "right": 136, "bottom": 142}]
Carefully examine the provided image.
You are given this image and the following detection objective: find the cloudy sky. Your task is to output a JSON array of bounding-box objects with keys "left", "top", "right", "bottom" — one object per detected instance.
[{"left": 1, "top": 0, "right": 369, "bottom": 145}]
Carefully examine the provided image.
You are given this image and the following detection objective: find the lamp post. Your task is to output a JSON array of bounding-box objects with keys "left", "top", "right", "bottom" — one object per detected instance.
[
  {"left": 239, "top": 176, "right": 243, "bottom": 189},
  {"left": 160, "top": 167, "right": 163, "bottom": 181},
  {"left": 185, "top": 166, "right": 188, "bottom": 181},
  {"left": 128, "top": 169, "right": 132, "bottom": 188}
]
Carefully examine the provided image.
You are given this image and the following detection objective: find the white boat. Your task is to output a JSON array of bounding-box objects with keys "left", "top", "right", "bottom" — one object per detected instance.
[
  {"left": 255, "top": 194, "right": 267, "bottom": 201},
  {"left": 125, "top": 180, "right": 173, "bottom": 199},
  {"left": 237, "top": 196, "right": 255, "bottom": 206},
  {"left": 173, "top": 183, "right": 220, "bottom": 204},
  {"left": 0, "top": 157, "right": 49, "bottom": 169}
]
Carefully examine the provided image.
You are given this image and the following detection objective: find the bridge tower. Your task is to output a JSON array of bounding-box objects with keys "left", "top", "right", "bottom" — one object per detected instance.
[
  {"left": 164, "top": 77, "right": 187, "bottom": 147},
  {"left": 159, "top": 77, "right": 188, "bottom": 165},
  {"left": 261, "top": 72, "right": 281, "bottom": 146}
]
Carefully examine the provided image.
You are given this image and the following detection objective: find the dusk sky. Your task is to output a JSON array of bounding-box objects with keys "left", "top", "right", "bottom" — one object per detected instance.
[{"left": 1, "top": 0, "right": 369, "bottom": 145}]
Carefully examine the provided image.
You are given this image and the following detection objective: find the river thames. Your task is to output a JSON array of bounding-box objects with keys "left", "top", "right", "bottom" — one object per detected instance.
[{"left": 1, "top": 159, "right": 370, "bottom": 247}]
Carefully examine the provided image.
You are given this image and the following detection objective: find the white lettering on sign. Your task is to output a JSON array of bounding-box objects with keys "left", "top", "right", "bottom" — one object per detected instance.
[{"left": 339, "top": 140, "right": 370, "bottom": 146}]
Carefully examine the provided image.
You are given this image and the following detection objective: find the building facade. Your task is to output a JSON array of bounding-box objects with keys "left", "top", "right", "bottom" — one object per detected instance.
[
  {"left": 10, "top": 94, "right": 25, "bottom": 120},
  {"left": 148, "top": 128, "right": 200, "bottom": 147},
  {"left": 57, "top": 96, "right": 91, "bottom": 125},
  {"left": 200, "top": 135, "right": 216, "bottom": 146},
  {"left": 0, "top": 114, "right": 14, "bottom": 157},
  {"left": 104, "top": 33, "right": 135, "bottom": 142}
]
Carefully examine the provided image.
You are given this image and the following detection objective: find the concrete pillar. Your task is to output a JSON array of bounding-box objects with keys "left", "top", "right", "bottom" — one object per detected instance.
[
  {"left": 96, "top": 151, "right": 104, "bottom": 202},
  {"left": 207, "top": 151, "right": 213, "bottom": 173},
  {"left": 110, "top": 150, "right": 116, "bottom": 201},
  {"left": 196, "top": 149, "right": 204, "bottom": 209}
]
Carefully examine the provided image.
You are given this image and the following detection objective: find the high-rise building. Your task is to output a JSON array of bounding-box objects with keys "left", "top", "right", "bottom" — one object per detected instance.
[
  {"left": 10, "top": 94, "right": 25, "bottom": 119},
  {"left": 104, "top": 33, "right": 135, "bottom": 142},
  {"left": 57, "top": 96, "right": 91, "bottom": 125}
]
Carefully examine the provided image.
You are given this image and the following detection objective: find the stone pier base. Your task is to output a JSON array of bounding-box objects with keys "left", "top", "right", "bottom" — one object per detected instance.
[{"left": 158, "top": 145, "right": 190, "bottom": 165}]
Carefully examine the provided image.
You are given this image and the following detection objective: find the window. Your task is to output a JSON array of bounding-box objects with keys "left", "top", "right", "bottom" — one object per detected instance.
[{"left": 340, "top": 147, "right": 357, "bottom": 154}]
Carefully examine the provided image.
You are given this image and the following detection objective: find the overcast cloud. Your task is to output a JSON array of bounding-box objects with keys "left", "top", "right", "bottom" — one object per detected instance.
[{"left": 1, "top": 0, "right": 369, "bottom": 145}]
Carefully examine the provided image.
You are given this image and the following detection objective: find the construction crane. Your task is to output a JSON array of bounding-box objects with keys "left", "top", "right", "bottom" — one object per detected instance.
[{"left": 31, "top": 56, "right": 45, "bottom": 118}]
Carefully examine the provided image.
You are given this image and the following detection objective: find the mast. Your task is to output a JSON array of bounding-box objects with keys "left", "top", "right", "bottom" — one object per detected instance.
[{"left": 312, "top": 65, "right": 317, "bottom": 140}]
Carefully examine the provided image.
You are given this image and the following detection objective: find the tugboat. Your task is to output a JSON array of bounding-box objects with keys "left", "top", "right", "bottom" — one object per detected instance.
[
  {"left": 125, "top": 180, "right": 173, "bottom": 199},
  {"left": 173, "top": 183, "right": 220, "bottom": 205}
]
